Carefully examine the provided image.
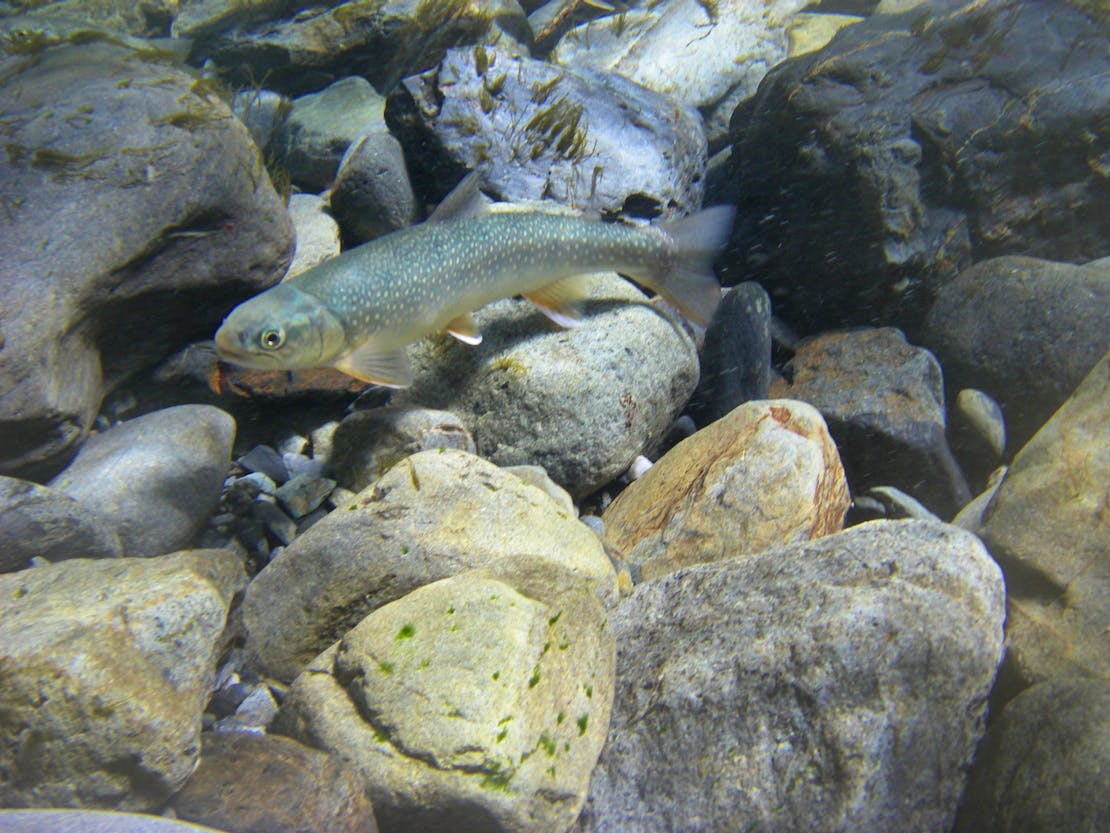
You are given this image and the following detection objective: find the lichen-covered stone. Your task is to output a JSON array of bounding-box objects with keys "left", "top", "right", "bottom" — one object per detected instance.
[{"left": 275, "top": 557, "right": 614, "bottom": 833}]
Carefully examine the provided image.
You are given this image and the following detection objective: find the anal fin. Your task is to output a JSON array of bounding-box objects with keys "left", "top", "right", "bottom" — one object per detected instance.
[
  {"left": 444, "top": 311, "right": 483, "bottom": 345},
  {"left": 523, "top": 274, "right": 592, "bottom": 328},
  {"left": 334, "top": 343, "right": 413, "bottom": 388}
]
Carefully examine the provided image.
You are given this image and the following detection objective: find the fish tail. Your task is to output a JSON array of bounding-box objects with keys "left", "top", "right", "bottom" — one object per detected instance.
[{"left": 646, "top": 205, "right": 737, "bottom": 326}]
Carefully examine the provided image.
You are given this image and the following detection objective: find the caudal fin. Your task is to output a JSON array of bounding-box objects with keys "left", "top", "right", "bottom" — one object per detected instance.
[{"left": 649, "top": 205, "right": 736, "bottom": 326}]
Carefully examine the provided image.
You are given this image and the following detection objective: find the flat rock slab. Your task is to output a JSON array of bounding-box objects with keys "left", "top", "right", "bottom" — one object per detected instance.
[
  {"left": 580, "top": 519, "right": 1005, "bottom": 833},
  {"left": 0, "top": 550, "right": 245, "bottom": 810},
  {"left": 602, "top": 399, "right": 849, "bottom": 580},
  {"left": 242, "top": 449, "right": 616, "bottom": 683}
]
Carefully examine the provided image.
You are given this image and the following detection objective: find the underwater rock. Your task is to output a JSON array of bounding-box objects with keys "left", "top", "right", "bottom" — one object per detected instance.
[
  {"left": 189, "top": 0, "right": 530, "bottom": 96},
  {"left": 47, "top": 405, "right": 235, "bottom": 559},
  {"left": 953, "top": 676, "right": 1110, "bottom": 833},
  {"left": 975, "top": 350, "right": 1110, "bottom": 694},
  {"left": 602, "top": 400, "right": 849, "bottom": 581},
  {"left": 686, "top": 281, "right": 772, "bottom": 428},
  {"left": 274, "top": 556, "right": 614, "bottom": 833},
  {"left": 951, "top": 388, "right": 1006, "bottom": 487},
  {"left": 328, "top": 131, "right": 418, "bottom": 245},
  {"left": 721, "top": 0, "right": 1110, "bottom": 333},
  {"left": 923, "top": 255, "right": 1110, "bottom": 451},
  {"left": 273, "top": 76, "right": 387, "bottom": 193},
  {"left": 549, "top": 0, "right": 809, "bottom": 145},
  {"left": 785, "top": 12, "right": 863, "bottom": 58},
  {"left": 0, "top": 549, "right": 245, "bottom": 811},
  {"left": 284, "top": 193, "right": 342, "bottom": 279},
  {"left": 387, "top": 44, "right": 707, "bottom": 218},
  {"left": 579, "top": 519, "right": 1005, "bottom": 833},
  {"left": 771, "top": 327, "right": 970, "bottom": 517},
  {"left": 327, "top": 405, "right": 475, "bottom": 493},
  {"left": 242, "top": 449, "right": 616, "bottom": 683},
  {"left": 0, "top": 809, "right": 232, "bottom": 833},
  {"left": 170, "top": 731, "right": 379, "bottom": 833},
  {"left": 0, "top": 475, "right": 123, "bottom": 572},
  {"left": 0, "top": 40, "right": 292, "bottom": 479},
  {"left": 231, "top": 87, "right": 291, "bottom": 153},
  {"left": 395, "top": 272, "right": 700, "bottom": 498}
]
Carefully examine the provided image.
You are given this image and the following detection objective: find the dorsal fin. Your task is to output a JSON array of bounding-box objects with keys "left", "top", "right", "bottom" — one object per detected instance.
[{"left": 427, "top": 172, "right": 489, "bottom": 223}]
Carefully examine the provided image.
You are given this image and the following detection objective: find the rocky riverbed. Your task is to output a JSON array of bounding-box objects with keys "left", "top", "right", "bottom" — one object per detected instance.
[{"left": 0, "top": 1, "right": 1107, "bottom": 832}]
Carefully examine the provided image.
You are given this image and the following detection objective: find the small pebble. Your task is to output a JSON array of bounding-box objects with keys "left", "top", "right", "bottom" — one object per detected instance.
[
  {"left": 239, "top": 472, "right": 278, "bottom": 496},
  {"left": 282, "top": 452, "right": 330, "bottom": 479},
  {"left": 255, "top": 499, "right": 298, "bottom": 546},
  {"left": 579, "top": 515, "right": 605, "bottom": 536},
  {"left": 238, "top": 445, "right": 290, "bottom": 484},
  {"left": 276, "top": 433, "right": 310, "bottom": 456},
  {"left": 955, "top": 388, "right": 1007, "bottom": 460},
  {"left": 627, "top": 456, "right": 653, "bottom": 480},
  {"left": 276, "top": 473, "right": 337, "bottom": 518},
  {"left": 866, "top": 486, "right": 941, "bottom": 521}
]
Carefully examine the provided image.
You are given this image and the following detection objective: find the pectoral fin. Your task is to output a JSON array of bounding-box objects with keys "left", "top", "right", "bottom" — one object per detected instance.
[
  {"left": 334, "top": 343, "right": 414, "bottom": 387},
  {"left": 523, "top": 275, "right": 592, "bottom": 328},
  {"left": 444, "top": 312, "right": 483, "bottom": 345}
]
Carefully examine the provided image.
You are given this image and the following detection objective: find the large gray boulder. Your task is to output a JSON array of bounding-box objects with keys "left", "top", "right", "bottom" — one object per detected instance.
[
  {"left": 0, "top": 550, "right": 245, "bottom": 810},
  {"left": 396, "top": 272, "right": 700, "bottom": 498},
  {"left": 0, "top": 39, "right": 292, "bottom": 478},
  {"left": 275, "top": 557, "right": 614, "bottom": 833},
  {"left": 47, "top": 406, "right": 236, "bottom": 559},
  {"left": 720, "top": 0, "right": 1110, "bottom": 333},
  {"left": 580, "top": 519, "right": 1006, "bottom": 833}
]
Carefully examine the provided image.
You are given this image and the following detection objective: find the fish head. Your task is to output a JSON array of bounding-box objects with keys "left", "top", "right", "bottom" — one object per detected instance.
[{"left": 214, "top": 283, "right": 348, "bottom": 371}]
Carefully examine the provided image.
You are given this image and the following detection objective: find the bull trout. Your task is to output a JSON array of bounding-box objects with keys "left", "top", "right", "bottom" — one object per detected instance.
[{"left": 215, "top": 174, "right": 736, "bottom": 387}]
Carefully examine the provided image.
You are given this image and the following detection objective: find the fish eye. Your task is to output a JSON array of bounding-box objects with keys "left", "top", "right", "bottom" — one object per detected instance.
[{"left": 259, "top": 327, "right": 285, "bottom": 350}]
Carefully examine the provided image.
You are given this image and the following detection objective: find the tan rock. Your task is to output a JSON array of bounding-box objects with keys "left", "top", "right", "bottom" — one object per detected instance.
[
  {"left": 602, "top": 400, "right": 849, "bottom": 580},
  {"left": 0, "top": 550, "right": 244, "bottom": 810},
  {"left": 980, "top": 349, "right": 1110, "bottom": 689},
  {"left": 243, "top": 449, "right": 616, "bottom": 682},
  {"left": 275, "top": 557, "right": 614, "bottom": 833}
]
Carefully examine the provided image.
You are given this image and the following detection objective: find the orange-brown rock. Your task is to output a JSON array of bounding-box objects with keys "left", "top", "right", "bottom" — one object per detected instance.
[{"left": 603, "top": 400, "right": 849, "bottom": 581}]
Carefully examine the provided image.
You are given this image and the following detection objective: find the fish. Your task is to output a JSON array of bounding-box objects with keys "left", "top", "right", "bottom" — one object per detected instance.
[{"left": 214, "top": 174, "right": 736, "bottom": 387}]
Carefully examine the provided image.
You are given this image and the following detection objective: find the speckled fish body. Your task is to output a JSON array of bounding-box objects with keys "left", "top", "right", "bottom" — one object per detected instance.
[{"left": 215, "top": 177, "right": 735, "bottom": 387}]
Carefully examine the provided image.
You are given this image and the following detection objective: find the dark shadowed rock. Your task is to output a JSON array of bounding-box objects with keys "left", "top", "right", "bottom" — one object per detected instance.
[
  {"left": 0, "top": 475, "right": 123, "bottom": 572},
  {"left": 686, "top": 282, "right": 772, "bottom": 427},
  {"left": 171, "top": 732, "right": 379, "bottom": 833},
  {"left": 923, "top": 255, "right": 1110, "bottom": 449},
  {"left": 770, "top": 327, "right": 970, "bottom": 516},
  {"left": 188, "top": 0, "right": 530, "bottom": 96},
  {"left": 0, "top": 40, "right": 292, "bottom": 478},
  {"left": 580, "top": 519, "right": 1005, "bottom": 833},
  {"left": 954, "top": 677, "right": 1110, "bottom": 833},
  {"left": 721, "top": 0, "right": 1110, "bottom": 333}
]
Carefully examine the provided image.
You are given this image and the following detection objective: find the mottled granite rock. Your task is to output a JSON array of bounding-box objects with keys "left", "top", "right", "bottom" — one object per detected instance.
[
  {"left": 0, "top": 550, "right": 245, "bottom": 810},
  {"left": 580, "top": 519, "right": 1005, "bottom": 833}
]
